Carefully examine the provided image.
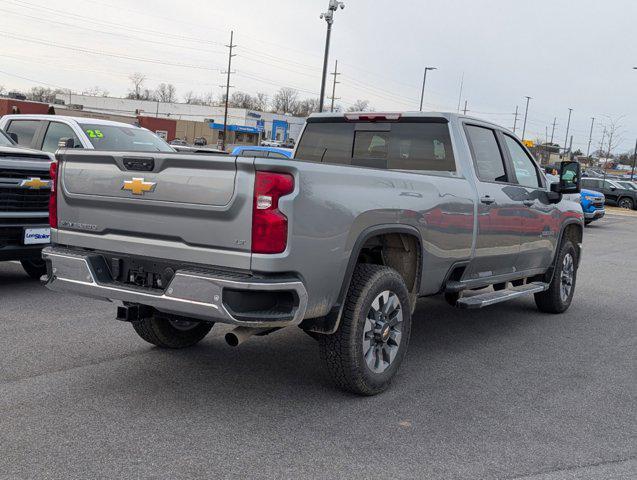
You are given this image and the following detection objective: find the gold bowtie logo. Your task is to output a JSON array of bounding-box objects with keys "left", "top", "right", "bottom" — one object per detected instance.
[
  {"left": 122, "top": 178, "right": 156, "bottom": 195},
  {"left": 20, "top": 177, "right": 50, "bottom": 190}
]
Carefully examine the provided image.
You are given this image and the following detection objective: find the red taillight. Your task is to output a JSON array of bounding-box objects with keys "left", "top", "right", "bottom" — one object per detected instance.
[
  {"left": 252, "top": 171, "right": 294, "bottom": 254},
  {"left": 49, "top": 161, "right": 58, "bottom": 228}
]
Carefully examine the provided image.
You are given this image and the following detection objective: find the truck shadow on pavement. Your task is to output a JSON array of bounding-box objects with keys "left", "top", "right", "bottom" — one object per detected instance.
[{"left": 86, "top": 294, "right": 546, "bottom": 403}]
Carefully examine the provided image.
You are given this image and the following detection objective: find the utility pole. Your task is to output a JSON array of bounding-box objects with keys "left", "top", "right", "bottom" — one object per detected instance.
[
  {"left": 419, "top": 66, "right": 436, "bottom": 111},
  {"left": 631, "top": 137, "right": 637, "bottom": 181},
  {"left": 586, "top": 117, "right": 595, "bottom": 157},
  {"left": 563, "top": 108, "right": 573, "bottom": 156},
  {"left": 568, "top": 135, "right": 573, "bottom": 161},
  {"left": 319, "top": 1, "right": 345, "bottom": 112},
  {"left": 328, "top": 59, "right": 341, "bottom": 112},
  {"left": 512, "top": 105, "right": 519, "bottom": 133},
  {"left": 521, "top": 96, "right": 531, "bottom": 141},
  {"left": 462, "top": 100, "right": 468, "bottom": 115},
  {"left": 220, "top": 30, "right": 236, "bottom": 151},
  {"left": 550, "top": 117, "right": 557, "bottom": 144}
]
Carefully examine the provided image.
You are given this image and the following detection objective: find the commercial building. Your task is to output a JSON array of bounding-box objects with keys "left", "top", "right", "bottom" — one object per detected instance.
[{"left": 53, "top": 94, "right": 306, "bottom": 147}]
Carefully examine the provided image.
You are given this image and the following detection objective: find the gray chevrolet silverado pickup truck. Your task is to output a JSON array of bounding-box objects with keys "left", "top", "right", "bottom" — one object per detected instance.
[
  {"left": 43, "top": 112, "right": 584, "bottom": 395},
  {"left": 0, "top": 128, "right": 53, "bottom": 279}
]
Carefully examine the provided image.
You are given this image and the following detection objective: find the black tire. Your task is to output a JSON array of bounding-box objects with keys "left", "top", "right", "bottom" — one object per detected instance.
[
  {"left": 617, "top": 197, "right": 634, "bottom": 210},
  {"left": 132, "top": 311, "right": 213, "bottom": 349},
  {"left": 318, "top": 264, "right": 412, "bottom": 396},
  {"left": 534, "top": 238, "right": 578, "bottom": 313},
  {"left": 21, "top": 258, "right": 47, "bottom": 280},
  {"left": 584, "top": 220, "right": 592, "bottom": 226}
]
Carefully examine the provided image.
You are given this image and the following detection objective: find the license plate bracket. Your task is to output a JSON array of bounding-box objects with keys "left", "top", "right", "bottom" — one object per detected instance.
[{"left": 23, "top": 227, "right": 51, "bottom": 245}]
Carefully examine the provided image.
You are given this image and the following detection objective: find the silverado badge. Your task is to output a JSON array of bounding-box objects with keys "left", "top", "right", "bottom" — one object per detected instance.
[
  {"left": 122, "top": 178, "right": 156, "bottom": 195},
  {"left": 19, "top": 177, "right": 50, "bottom": 190}
]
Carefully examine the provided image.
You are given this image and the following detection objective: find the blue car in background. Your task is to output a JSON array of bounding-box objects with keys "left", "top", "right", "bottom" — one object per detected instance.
[
  {"left": 230, "top": 145, "right": 293, "bottom": 159},
  {"left": 580, "top": 188, "right": 605, "bottom": 225},
  {"left": 546, "top": 174, "right": 605, "bottom": 226}
]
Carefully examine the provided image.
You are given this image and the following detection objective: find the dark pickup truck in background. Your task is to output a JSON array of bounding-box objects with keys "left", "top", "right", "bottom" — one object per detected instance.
[{"left": 0, "top": 128, "right": 53, "bottom": 279}]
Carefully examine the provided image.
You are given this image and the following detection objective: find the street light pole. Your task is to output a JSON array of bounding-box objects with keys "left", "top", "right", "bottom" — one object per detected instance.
[
  {"left": 563, "top": 108, "right": 573, "bottom": 158},
  {"left": 319, "top": 1, "right": 345, "bottom": 113},
  {"left": 631, "top": 137, "right": 637, "bottom": 181},
  {"left": 419, "top": 67, "right": 436, "bottom": 111},
  {"left": 586, "top": 117, "right": 595, "bottom": 157},
  {"left": 521, "top": 96, "right": 531, "bottom": 141}
]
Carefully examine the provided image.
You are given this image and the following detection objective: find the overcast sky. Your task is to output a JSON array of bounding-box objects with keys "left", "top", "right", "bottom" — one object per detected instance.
[{"left": 0, "top": 0, "right": 636, "bottom": 152}]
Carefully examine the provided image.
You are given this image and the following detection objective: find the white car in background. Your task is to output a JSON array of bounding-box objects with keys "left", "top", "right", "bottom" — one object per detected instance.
[{"left": 0, "top": 115, "right": 173, "bottom": 153}]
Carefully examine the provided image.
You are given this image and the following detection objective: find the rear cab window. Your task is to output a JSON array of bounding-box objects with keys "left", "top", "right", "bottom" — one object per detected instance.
[{"left": 294, "top": 118, "right": 457, "bottom": 174}]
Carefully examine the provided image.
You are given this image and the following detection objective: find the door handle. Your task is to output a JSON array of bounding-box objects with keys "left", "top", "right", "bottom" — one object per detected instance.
[
  {"left": 480, "top": 196, "right": 495, "bottom": 205},
  {"left": 523, "top": 200, "right": 535, "bottom": 207}
]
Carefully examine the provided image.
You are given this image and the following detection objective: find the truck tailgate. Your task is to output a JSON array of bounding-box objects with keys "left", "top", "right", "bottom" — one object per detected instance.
[{"left": 55, "top": 150, "right": 254, "bottom": 270}]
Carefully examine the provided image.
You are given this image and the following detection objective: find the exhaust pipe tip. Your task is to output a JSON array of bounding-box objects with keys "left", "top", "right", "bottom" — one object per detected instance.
[
  {"left": 225, "top": 326, "right": 267, "bottom": 347},
  {"left": 225, "top": 332, "right": 241, "bottom": 347}
]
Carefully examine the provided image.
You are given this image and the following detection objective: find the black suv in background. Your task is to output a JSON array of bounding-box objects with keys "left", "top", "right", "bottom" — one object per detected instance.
[
  {"left": 581, "top": 177, "right": 637, "bottom": 210},
  {"left": 0, "top": 128, "right": 53, "bottom": 279}
]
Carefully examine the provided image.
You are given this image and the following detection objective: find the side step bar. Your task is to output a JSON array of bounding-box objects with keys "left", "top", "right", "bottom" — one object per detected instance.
[{"left": 456, "top": 282, "right": 549, "bottom": 309}]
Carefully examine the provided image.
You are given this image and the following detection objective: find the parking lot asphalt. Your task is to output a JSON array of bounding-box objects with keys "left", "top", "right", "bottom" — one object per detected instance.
[{"left": 1, "top": 216, "right": 635, "bottom": 480}]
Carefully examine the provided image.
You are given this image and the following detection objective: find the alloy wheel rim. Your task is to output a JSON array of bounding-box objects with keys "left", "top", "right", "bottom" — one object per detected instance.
[
  {"left": 362, "top": 290, "right": 403, "bottom": 374},
  {"left": 560, "top": 253, "right": 574, "bottom": 302}
]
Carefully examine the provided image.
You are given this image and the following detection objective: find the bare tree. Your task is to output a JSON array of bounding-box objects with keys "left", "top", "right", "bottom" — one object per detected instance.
[
  {"left": 202, "top": 91, "right": 217, "bottom": 106},
  {"left": 82, "top": 86, "right": 109, "bottom": 97},
  {"left": 183, "top": 91, "right": 205, "bottom": 105},
  {"left": 0, "top": 85, "right": 5, "bottom": 96},
  {"left": 155, "top": 83, "right": 177, "bottom": 103},
  {"left": 253, "top": 92, "right": 269, "bottom": 111},
  {"left": 293, "top": 98, "right": 320, "bottom": 117},
  {"left": 347, "top": 99, "right": 372, "bottom": 112},
  {"left": 127, "top": 73, "right": 147, "bottom": 100},
  {"left": 27, "top": 87, "right": 64, "bottom": 103},
  {"left": 229, "top": 91, "right": 256, "bottom": 109},
  {"left": 272, "top": 88, "right": 298, "bottom": 114}
]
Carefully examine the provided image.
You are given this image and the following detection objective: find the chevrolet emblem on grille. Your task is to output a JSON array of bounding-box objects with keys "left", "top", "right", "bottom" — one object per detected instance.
[
  {"left": 19, "top": 177, "right": 50, "bottom": 190},
  {"left": 122, "top": 178, "right": 156, "bottom": 195}
]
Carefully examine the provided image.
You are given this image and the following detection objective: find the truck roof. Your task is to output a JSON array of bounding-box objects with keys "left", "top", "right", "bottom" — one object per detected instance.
[{"left": 307, "top": 111, "right": 514, "bottom": 135}]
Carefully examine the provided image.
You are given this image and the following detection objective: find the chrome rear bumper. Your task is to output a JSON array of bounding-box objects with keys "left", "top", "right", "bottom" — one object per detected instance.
[{"left": 42, "top": 247, "right": 308, "bottom": 328}]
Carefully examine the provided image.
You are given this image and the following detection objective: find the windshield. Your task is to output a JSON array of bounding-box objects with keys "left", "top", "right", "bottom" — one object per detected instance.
[
  {"left": 0, "top": 129, "right": 14, "bottom": 147},
  {"left": 79, "top": 123, "right": 173, "bottom": 152}
]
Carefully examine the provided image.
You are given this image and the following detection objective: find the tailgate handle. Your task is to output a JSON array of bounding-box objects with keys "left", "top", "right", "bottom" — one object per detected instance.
[{"left": 123, "top": 157, "right": 155, "bottom": 172}]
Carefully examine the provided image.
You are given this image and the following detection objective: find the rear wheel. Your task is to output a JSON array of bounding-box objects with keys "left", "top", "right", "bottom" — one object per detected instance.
[
  {"left": 132, "top": 311, "right": 213, "bottom": 349},
  {"left": 618, "top": 197, "right": 634, "bottom": 210},
  {"left": 534, "top": 238, "right": 578, "bottom": 313},
  {"left": 318, "top": 264, "right": 412, "bottom": 396},
  {"left": 21, "top": 258, "right": 47, "bottom": 280}
]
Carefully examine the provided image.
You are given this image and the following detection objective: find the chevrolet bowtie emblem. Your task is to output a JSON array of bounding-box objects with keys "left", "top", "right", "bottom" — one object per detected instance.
[
  {"left": 122, "top": 178, "right": 156, "bottom": 195},
  {"left": 19, "top": 177, "right": 50, "bottom": 190}
]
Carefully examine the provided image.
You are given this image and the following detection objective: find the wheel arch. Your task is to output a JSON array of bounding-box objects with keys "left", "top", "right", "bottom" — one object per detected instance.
[{"left": 299, "top": 224, "right": 423, "bottom": 335}]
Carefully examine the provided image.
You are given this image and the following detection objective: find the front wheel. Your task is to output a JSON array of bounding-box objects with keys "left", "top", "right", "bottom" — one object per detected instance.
[
  {"left": 132, "top": 311, "right": 213, "bottom": 349},
  {"left": 318, "top": 264, "right": 412, "bottom": 396},
  {"left": 618, "top": 197, "right": 634, "bottom": 210},
  {"left": 21, "top": 258, "right": 47, "bottom": 280},
  {"left": 534, "top": 238, "right": 578, "bottom": 313}
]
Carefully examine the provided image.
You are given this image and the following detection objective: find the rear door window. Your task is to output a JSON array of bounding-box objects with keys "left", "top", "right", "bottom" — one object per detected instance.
[
  {"left": 294, "top": 122, "right": 354, "bottom": 165},
  {"left": 465, "top": 125, "right": 508, "bottom": 183},
  {"left": 5, "top": 120, "right": 41, "bottom": 148},
  {"left": 41, "top": 122, "right": 81, "bottom": 153}
]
